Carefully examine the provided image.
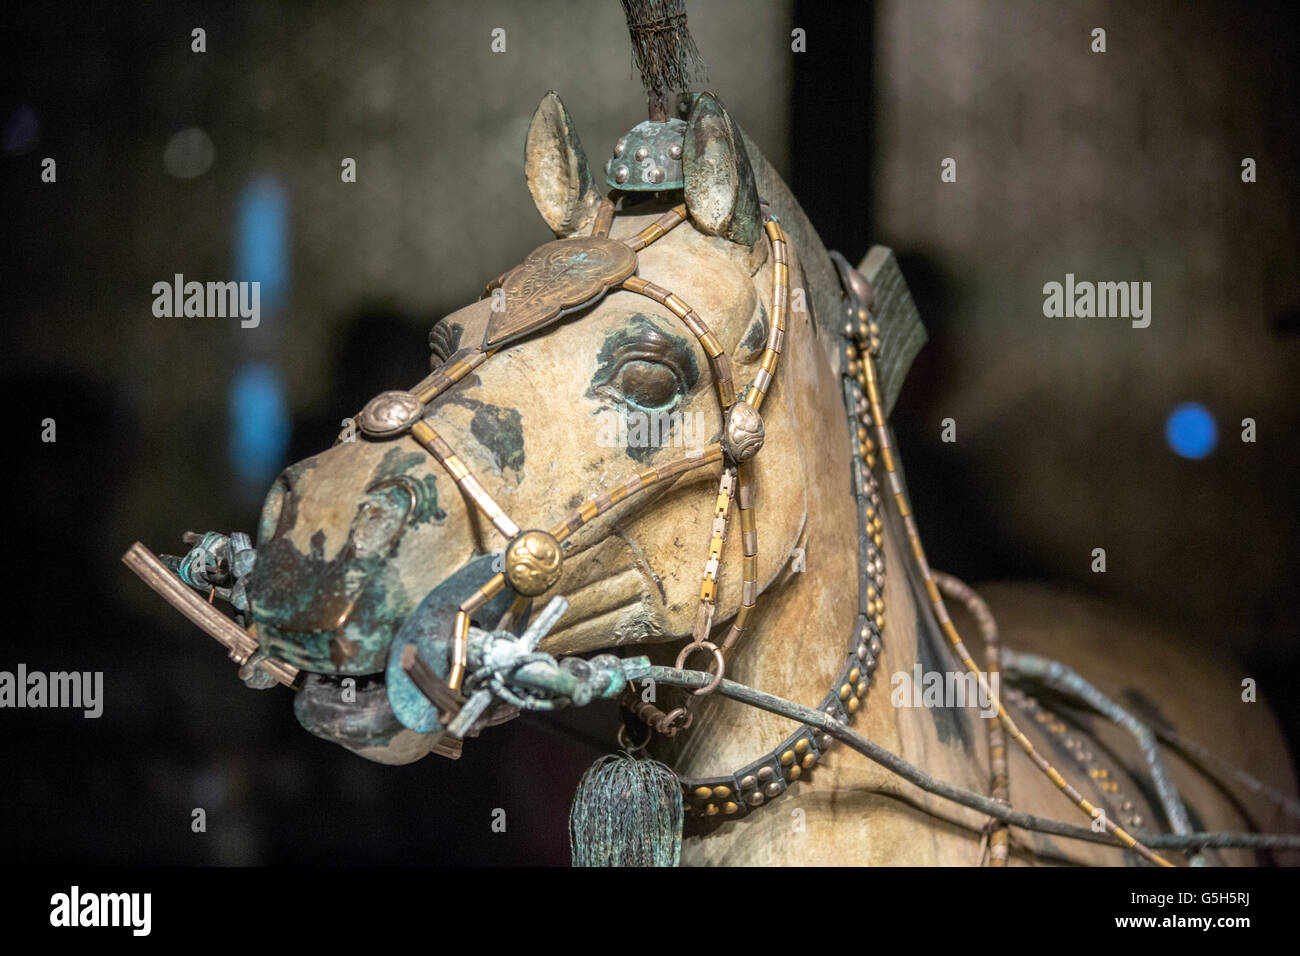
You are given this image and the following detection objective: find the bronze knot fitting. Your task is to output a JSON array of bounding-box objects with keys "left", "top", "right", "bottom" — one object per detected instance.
[
  {"left": 358, "top": 390, "right": 424, "bottom": 438},
  {"left": 723, "top": 400, "right": 764, "bottom": 462},
  {"left": 504, "top": 529, "right": 564, "bottom": 596}
]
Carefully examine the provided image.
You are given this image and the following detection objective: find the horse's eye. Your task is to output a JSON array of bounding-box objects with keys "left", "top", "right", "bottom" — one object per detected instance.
[
  {"left": 351, "top": 483, "right": 413, "bottom": 558},
  {"left": 590, "top": 320, "right": 699, "bottom": 413},
  {"left": 608, "top": 358, "right": 681, "bottom": 409}
]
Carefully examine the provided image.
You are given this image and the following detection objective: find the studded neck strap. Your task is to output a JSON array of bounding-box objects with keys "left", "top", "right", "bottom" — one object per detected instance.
[{"left": 667, "top": 259, "right": 887, "bottom": 820}]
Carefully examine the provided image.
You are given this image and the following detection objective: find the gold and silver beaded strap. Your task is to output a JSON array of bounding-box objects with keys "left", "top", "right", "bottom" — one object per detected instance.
[
  {"left": 1001, "top": 686, "right": 1147, "bottom": 835},
  {"left": 674, "top": 266, "right": 887, "bottom": 820}
]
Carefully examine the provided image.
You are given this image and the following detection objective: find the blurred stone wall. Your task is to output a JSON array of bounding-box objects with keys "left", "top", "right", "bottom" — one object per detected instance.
[
  {"left": 1, "top": 0, "right": 792, "bottom": 585},
  {"left": 873, "top": 0, "right": 1300, "bottom": 663}
]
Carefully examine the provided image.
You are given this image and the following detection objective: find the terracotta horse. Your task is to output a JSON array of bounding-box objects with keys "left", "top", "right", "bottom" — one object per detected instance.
[{"left": 229, "top": 91, "right": 1296, "bottom": 865}]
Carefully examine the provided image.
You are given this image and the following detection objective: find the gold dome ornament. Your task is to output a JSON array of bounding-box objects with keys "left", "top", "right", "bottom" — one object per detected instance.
[
  {"left": 722, "top": 400, "right": 764, "bottom": 462},
  {"left": 504, "top": 530, "right": 564, "bottom": 596}
]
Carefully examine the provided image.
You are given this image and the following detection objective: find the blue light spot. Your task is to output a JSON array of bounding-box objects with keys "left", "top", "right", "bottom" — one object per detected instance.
[
  {"left": 1165, "top": 402, "right": 1216, "bottom": 459},
  {"left": 235, "top": 177, "right": 289, "bottom": 314},
  {"left": 2, "top": 105, "right": 40, "bottom": 155},
  {"left": 229, "top": 363, "right": 290, "bottom": 483}
]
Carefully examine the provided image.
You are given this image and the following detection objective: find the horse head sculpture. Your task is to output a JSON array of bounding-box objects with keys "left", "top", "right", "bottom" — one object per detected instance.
[{"left": 243, "top": 90, "right": 873, "bottom": 767}]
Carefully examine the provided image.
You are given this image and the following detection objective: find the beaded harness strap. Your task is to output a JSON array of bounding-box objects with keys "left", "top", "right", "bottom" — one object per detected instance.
[{"left": 666, "top": 256, "right": 887, "bottom": 820}]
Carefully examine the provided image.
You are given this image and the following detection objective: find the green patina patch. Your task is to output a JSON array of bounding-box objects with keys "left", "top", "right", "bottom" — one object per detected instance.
[
  {"left": 251, "top": 529, "right": 414, "bottom": 675},
  {"left": 369, "top": 447, "right": 446, "bottom": 524},
  {"left": 441, "top": 396, "right": 525, "bottom": 481},
  {"left": 741, "top": 302, "right": 769, "bottom": 353},
  {"left": 408, "top": 471, "right": 447, "bottom": 526},
  {"left": 375, "top": 446, "right": 426, "bottom": 480}
]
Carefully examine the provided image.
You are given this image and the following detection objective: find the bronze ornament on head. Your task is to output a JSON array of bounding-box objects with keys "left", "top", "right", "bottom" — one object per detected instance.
[{"left": 504, "top": 530, "right": 564, "bottom": 597}]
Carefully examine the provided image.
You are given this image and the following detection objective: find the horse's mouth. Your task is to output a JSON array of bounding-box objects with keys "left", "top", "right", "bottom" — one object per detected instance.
[
  {"left": 293, "top": 670, "right": 407, "bottom": 754},
  {"left": 276, "top": 551, "right": 516, "bottom": 759},
  {"left": 259, "top": 543, "right": 659, "bottom": 760},
  {"left": 256, "top": 620, "right": 393, "bottom": 676}
]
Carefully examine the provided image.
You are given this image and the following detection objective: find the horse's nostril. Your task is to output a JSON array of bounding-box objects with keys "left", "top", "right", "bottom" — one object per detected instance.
[{"left": 257, "top": 475, "right": 293, "bottom": 546}]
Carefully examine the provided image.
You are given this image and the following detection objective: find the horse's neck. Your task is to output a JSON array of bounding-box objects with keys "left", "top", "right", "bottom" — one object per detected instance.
[
  {"left": 674, "top": 348, "right": 990, "bottom": 863},
  {"left": 672, "top": 428, "right": 889, "bottom": 775}
]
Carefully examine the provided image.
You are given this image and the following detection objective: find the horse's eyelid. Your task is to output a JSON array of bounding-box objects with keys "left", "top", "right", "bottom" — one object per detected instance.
[{"left": 610, "top": 340, "right": 691, "bottom": 374}]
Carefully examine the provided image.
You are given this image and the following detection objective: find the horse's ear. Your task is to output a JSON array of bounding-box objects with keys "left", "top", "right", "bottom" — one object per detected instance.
[
  {"left": 682, "top": 91, "right": 763, "bottom": 248},
  {"left": 524, "top": 92, "right": 602, "bottom": 237}
]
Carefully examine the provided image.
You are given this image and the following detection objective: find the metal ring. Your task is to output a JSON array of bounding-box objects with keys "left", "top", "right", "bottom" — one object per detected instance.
[
  {"left": 617, "top": 721, "right": 652, "bottom": 753},
  {"left": 660, "top": 706, "right": 694, "bottom": 735},
  {"left": 674, "top": 641, "right": 725, "bottom": 696}
]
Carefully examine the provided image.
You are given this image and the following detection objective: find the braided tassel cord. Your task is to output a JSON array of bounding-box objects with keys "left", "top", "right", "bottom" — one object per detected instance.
[{"left": 570, "top": 753, "right": 684, "bottom": 867}]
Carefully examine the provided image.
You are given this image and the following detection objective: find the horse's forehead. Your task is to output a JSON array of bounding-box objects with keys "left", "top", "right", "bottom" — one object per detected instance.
[
  {"left": 431, "top": 227, "right": 763, "bottom": 374},
  {"left": 635, "top": 234, "right": 760, "bottom": 336}
]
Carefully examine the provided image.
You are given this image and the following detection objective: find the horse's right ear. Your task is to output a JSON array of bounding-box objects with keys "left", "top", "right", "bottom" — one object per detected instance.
[{"left": 524, "top": 92, "right": 602, "bottom": 237}]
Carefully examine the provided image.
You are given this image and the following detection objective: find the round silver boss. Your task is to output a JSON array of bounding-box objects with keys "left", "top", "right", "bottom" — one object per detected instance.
[
  {"left": 358, "top": 390, "right": 424, "bottom": 438},
  {"left": 723, "top": 400, "right": 765, "bottom": 462}
]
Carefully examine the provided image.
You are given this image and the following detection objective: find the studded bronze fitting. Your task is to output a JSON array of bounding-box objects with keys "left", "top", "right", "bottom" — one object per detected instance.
[
  {"left": 722, "top": 400, "right": 764, "bottom": 462},
  {"left": 606, "top": 118, "right": 687, "bottom": 191},
  {"left": 357, "top": 390, "right": 424, "bottom": 438},
  {"left": 503, "top": 530, "right": 564, "bottom": 597}
]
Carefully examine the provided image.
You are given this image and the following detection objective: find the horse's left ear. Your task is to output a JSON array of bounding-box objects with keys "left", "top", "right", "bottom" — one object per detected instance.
[
  {"left": 682, "top": 91, "right": 763, "bottom": 248},
  {"left": 524, "top": 91, "right": 603, "bottom": 237}
]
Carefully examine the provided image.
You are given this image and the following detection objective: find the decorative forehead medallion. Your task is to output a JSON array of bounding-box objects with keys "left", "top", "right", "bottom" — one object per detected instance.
[
  {"left": 484, "top": 236, "right": 637, "bottom": 349},
  {"left": 358, "top": 390, "right": 424, "bottom": 438}
]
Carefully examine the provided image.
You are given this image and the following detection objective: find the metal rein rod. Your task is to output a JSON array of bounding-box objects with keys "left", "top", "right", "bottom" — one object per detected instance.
[{"left": 643, "top": 665, "right": 1300, "bottom": 853}]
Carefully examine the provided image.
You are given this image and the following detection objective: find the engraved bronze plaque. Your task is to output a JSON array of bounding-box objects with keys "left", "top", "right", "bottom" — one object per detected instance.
[{"left": 483, "top": 236, "right": 638, "bottom": 348}]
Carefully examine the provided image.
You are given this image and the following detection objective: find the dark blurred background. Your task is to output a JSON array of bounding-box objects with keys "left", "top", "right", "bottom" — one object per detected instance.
[{"left": 0, "top": 0, "right": 1295, "bottom": 864}]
